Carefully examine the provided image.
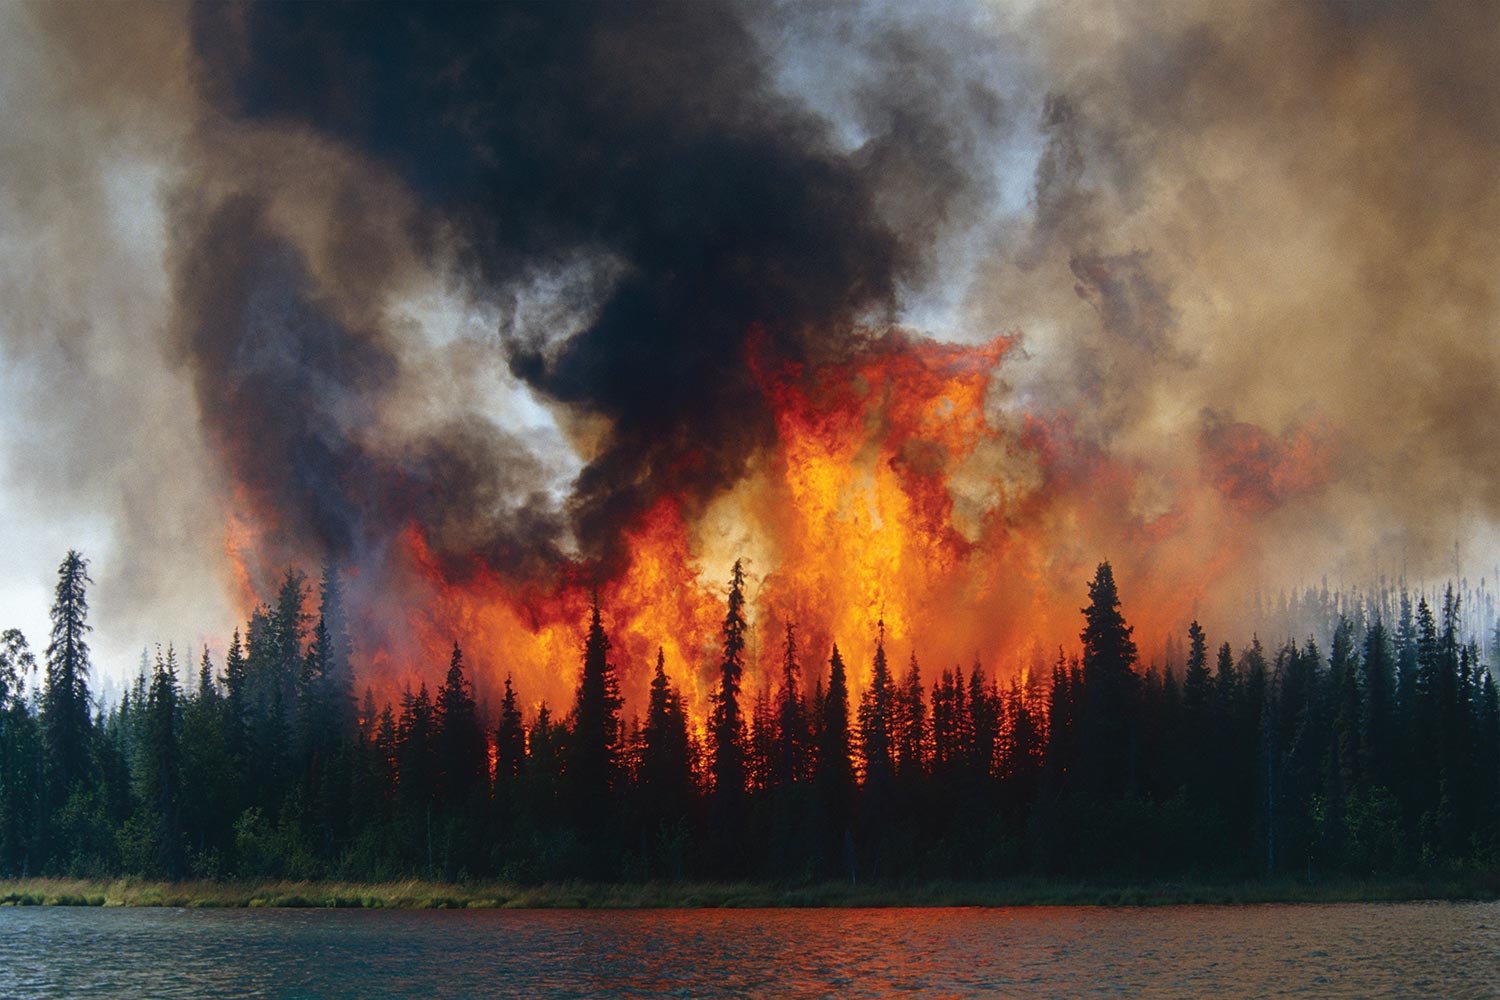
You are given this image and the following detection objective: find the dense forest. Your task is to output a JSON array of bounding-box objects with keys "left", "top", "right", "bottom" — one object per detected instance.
[{"left": 1, "top": 550, "right": 1497, "bottom": 884}]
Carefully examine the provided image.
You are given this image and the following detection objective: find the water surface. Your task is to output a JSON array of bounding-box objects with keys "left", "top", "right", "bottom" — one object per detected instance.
[{"left": 1, "top": 902, "right": 1495, "bottom": 997}]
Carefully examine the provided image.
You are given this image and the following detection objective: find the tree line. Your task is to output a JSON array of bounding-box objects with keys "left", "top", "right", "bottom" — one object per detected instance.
[{"left": 0, "top": 551, "right": 1496, "bottom": 883}]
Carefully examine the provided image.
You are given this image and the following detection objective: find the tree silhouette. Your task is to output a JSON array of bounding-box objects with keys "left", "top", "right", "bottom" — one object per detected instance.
[
  {"left": 43, "top": 550, "right": 94, "bottom": 811},
  {"left": 495, "top": 676, "right": 526, "bottom": 783},
  {"left": 570, "top": 597, "right": 622, "bottom": 809},
  {"left": 1078, "top": 561, "right": 1139, "bottom": 796},
  {"left": 773, "top": 621, "right": 808, "bottom": 788},
  {"left": 857, "top": 620, "right": 895, "bottom": 793},
  {"left": 436, "top": 642, "right": 486, "bottom": 808},
  {"left": 710, "top": 560, "right": 748, "bottom": 803},
  {"left": 640, "top": 648, "right": 694, "bottom": 851},
  {"left": 816, "top": 643, "right": 856, "bottom": 880},
  {"left": 3, "top": 547, "right": 1500, "bottom": 883}
]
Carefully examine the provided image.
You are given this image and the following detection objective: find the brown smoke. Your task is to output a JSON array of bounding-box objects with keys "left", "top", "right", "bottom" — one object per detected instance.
[{"left": 1, "top": 0, "right": 1496, "bottom": 691}]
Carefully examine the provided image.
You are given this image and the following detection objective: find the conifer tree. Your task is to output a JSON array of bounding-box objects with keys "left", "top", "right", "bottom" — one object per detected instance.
[
  {"left": 139, "top": 646, "right": 183, "bottom": 879},
  {"left": 968, "top": 660, "right": 998, "bottom": 783},
  {"left": 772, "top": 621, "right": 808, "bottom": 787},
  {"left": 748, "top": 686, "right": 775, "bottom": 794},
  {"left": 857, "top": 620, "right": 895, "bottom": 791},
  {"left": 397, "top": 683, "right": 437, "bottom": 812},
  {"left": 1331, "top": 616, "right": 1362, "bottom": 797},
  {"left": 181, "top": 647, "right": 233, "bottom": 868},
  {"left": 1044, "top": 653, "right": 1077, "bottom": 784},
  {"left": 640, "top": 648, "right": 694, "bottom": 822},
  {"left": 316, "top": 565, "right": 356, "bottom": 739},
  {"left": 1183, "top": 620, "right": 1211, "bottom": 716},
  {"left": 816, "top": 644, "right": 855, "bottom": 878},
  {"left": 710, "top": 560, "right": 748, "bottom": 801},
  {"left": 895, "top": 652, "right": 927, "bottom": 780},
  {"left": 1078, "top": 562, "right": 1139, "bottom": 795},
  {"left": 495, "top": 676, "right": 526, "bottom": 783},
  {"left": 270, "top": 571, "right": 309, "bottom": 716},
  {"left": 0, "top": 630, "right": 39, "bottom": 875},
  {"left": 435, "top": 642, "right": 486, "bottom": 808},
  {"left": 570, "top": 597, "right": 622, "bottom": 806},
  {"left": 43, "top": 550, "right": 94, "bottom": 805}
]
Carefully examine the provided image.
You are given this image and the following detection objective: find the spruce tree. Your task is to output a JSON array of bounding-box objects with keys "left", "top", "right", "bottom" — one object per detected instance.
[
  {"left": 0, "top": 630, "right": 39, "bottom": 875},
  {"left": 857, "top": 620, "right": 895, "bottom": 792},
  {"left": 435, "top": 641, "right": 486, "bottom": 808},
  {"left": 140, "top": 646, "right": 183, "bottom": 879},
  {"left": 570, "top": 598, "right": 622, "bottom": 807},
  {"left": 710, "top": 560, "right": 748, "bottom": 802},
  {"left": 316, "top": 565, "right": 356, "bottom": 739},
  {"left": 1078, "top": 562, "right": 1139, "bottom": 795},
  {"left": 773, "top": 622, "right": 808, "bottom": 788},
  {"left": 270, "top": 571, "right": 309, "bottom": 717},
  {"left": 43, "top": 550, "right": 94, "bottom": 804},
  {"left": 1359, "top": 619, "right": 1396, "bottom": 790},
  {"left": 1183, "top": 620, "right": 1211, "bottom": 715},
  {"left": 895, "top": 652, "right": 927, "bottom": 780},
  {"left": 495, "top": 676, "right": 526, "bottom": 783},
  {"left": 640, "top": 648, "right": 694, "bottom": 822},
  {"left": 816, "top": 644, "right": 855, "bottom": 879},
  {"left": 180, "top": 647, "right": 233, "bottom": 870}
]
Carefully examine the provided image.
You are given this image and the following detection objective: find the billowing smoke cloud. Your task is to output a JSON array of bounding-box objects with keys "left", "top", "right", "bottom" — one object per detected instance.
[
  {"left": 971, "top": 0, "right": 1500, "bottom": 595},
  {"left": 1, "top": 0, "right": 1497, "bottom": 694},
  {"left": 183, "top": 1, "right": 989, "bottom": 573}
]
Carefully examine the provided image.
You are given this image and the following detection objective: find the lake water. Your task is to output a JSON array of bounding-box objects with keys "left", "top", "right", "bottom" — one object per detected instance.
[{"left": 1, "top": 903, "right": 1496, "bottom": 998}]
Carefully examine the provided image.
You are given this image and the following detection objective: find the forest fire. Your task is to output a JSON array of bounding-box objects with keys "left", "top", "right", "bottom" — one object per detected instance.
[
  {"left": 73, "top": 0, "right": 1367, "bottom": 727},
  {"left": 289, "top": 324, "right": 1339, "bottom": 720},
  {"left": 8, "top": 0, "right": 1499, "bottom": 929}
]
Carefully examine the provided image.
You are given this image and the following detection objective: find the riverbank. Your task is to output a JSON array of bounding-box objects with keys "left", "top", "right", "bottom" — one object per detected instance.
[{"left": 1, "top": 874, "right": 1497, "bottom": 908}]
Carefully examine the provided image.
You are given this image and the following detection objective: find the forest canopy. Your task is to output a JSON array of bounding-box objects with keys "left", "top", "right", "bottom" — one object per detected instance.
[{"left": 0, "top": 551, "right": 1496, "bottom": 884}]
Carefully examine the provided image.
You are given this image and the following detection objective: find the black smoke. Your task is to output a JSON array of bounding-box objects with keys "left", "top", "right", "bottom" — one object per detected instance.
[
  {"left": 171, "top": 194, "right": 568, "bottom": 582},
  {"left": 185, "top": 0, "right": 985, "bottom": 571}
]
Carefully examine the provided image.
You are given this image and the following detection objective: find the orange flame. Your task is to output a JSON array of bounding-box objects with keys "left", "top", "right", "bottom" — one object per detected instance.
[{"left": 222, "top": 327, "right": 1338, "bottom": 718}]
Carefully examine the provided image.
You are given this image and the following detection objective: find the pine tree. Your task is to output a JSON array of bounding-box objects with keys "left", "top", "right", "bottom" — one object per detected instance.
[
  {"left": 139, "top": 646, "right": 183, "bottom": 879},
  {"left": 1183, "top": 620, "right": 1211, "bottom": 715},
  {"left": 180, "top": 646, "right": 233, "bottom": 870},
  {"left": 815, "top": 644, "right": 855, "bottom": 879},
  {"left": 640, "top": 649, "right": 694, "bottom": 821},
  {"left": 495, "top": 676, "right": 526, "bottom": 783},
  {"left": 1002, "top": 674, "right": 1042, "bottom": 810},
  {"left": 435, "top": 641, "right": 486, "bottom": 808},
  {"left": 748, "top": 686, "right": 775, "bottom": 794},
  {"left": 43, "top": 551, "right": 94, "bottom": 806},
  {"left": 269, "top": 571, "right": 309, "bottom": 718},
  {"left": 857, "top": 620, "right": 895, "bottom": 792},
  {"left": 1360, "top": 618, "right": 1397, "bottom": 790},
  {"left": 772, "top": 621, "right": 808, "bottom": 788},
  {"left": 968, "top": 659, "right": 998, "bottom": 784},
  {"left": 1078, "top": 562, "right": 1139, "bottom": 795},
  {"left": 0, "top": 630, "right": 39, "bottom": 875},
  {"left": 397, "top": 683, "right": 437, "bottom": 812},
  {"left": 394, "top": 682, "right": 437, "bottom": 873},
  {"left": 570, "top": 597, "right": 622, "bottom": 807},
  {"left": 316, "top": 565, "right": 356, "bottom": 739},
  {"left": 1214, "top": 641, "right": 1238, "bottom": 718},
  {"left": 895, "top": 652, "right": 927, "bottom": 780},
  {"left": 1331, "top": 616, "right": 1362, "bottom": 801},
  {"left": 710, "top": 560, "right": 748, "bottom": 802},
  {"left": 1044, "top": 652, "right": 1077, "bottom": 784}
]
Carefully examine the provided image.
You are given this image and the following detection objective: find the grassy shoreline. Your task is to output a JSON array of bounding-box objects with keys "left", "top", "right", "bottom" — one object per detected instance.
[{"left": 1, "top": 875, "right": 1497, "bottom": 909}]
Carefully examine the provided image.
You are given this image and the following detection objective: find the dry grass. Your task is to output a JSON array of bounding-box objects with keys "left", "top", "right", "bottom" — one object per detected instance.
[{"left": 0, "top": 875, "right": 1494, "bottom": 909}]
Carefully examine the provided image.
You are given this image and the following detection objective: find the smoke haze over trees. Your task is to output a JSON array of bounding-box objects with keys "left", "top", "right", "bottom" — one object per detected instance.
[{"left": 1, "top": 0, "right": 1499, "bottom": 710}]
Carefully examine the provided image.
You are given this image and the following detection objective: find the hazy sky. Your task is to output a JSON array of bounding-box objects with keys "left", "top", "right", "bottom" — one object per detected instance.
[{"left": 1, "top": 0, "right": 1497, "bottom": 692}]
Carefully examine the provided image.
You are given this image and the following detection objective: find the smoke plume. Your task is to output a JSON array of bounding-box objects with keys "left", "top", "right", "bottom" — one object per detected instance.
[{"left": 1, "top": 0, "right": 1496, "bottom": 706}]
